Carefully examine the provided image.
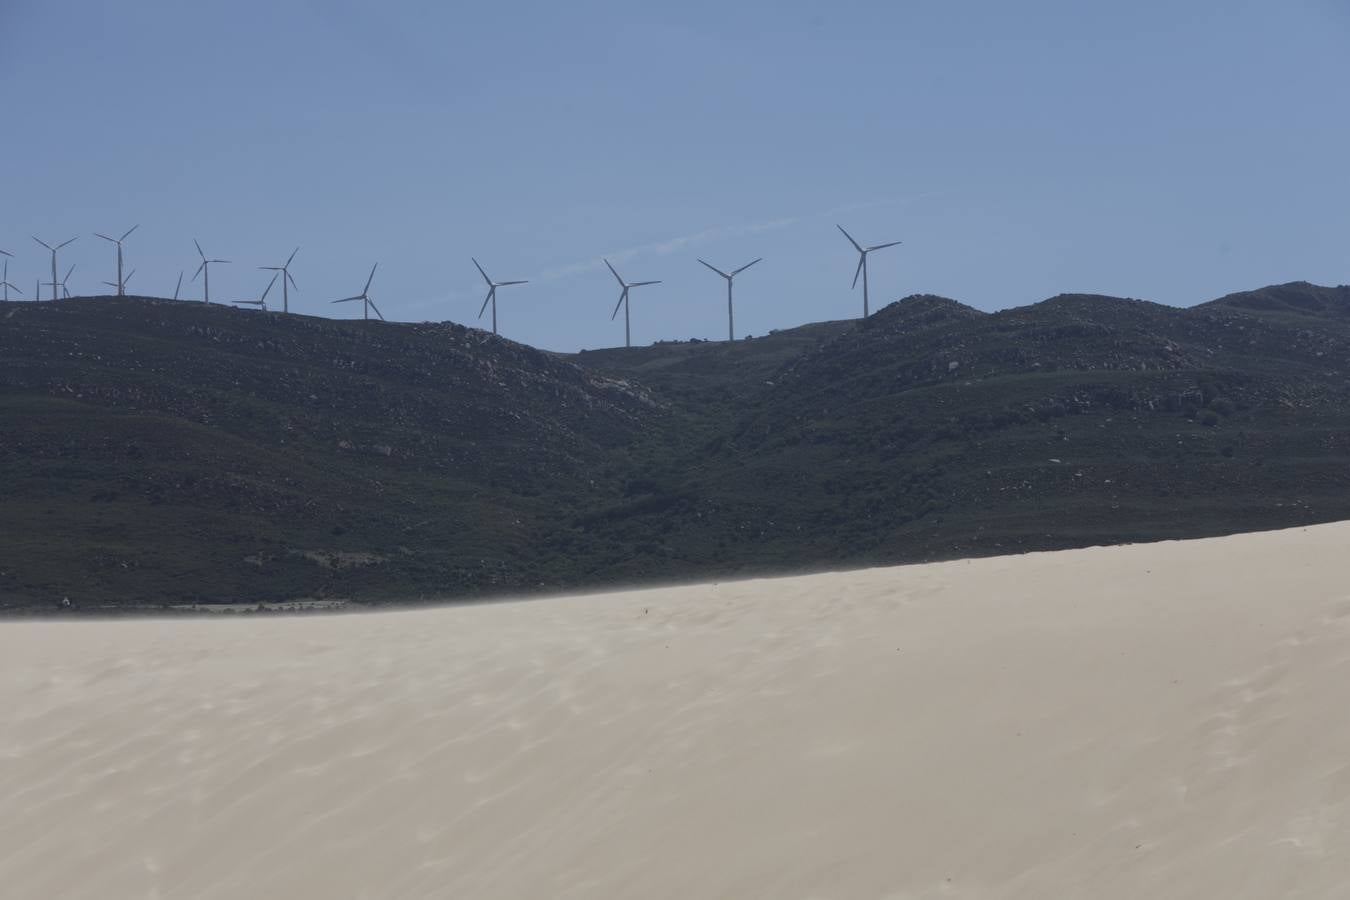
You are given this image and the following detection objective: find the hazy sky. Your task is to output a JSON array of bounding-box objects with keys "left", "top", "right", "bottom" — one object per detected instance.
[{"left": 3, "top": 1, "right": 1348, "bottom": 350}]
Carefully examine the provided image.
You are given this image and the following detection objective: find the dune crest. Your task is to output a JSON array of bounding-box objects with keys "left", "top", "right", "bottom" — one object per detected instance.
[{"left": 5, "top": 523, "right": 1350, "bottom": 898}]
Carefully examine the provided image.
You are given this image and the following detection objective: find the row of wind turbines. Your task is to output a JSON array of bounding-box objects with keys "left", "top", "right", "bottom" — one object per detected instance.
[{"left": 0, "top": 224, "right": 903, "bottom": 347}]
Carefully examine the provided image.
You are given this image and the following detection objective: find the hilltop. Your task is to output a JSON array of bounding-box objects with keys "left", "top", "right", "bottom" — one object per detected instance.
[{"left": 2, "top": 283, "right": 1349, "bottom": 612}]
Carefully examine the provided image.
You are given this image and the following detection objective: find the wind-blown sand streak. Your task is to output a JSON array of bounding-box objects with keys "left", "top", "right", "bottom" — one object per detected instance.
[{"left": 4, "top": 523, "right": 1350, "bottom": 898}]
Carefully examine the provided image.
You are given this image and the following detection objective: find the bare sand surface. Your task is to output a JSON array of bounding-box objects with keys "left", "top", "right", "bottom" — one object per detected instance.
[{"left": 4, "top": 523, "right": 1350, "bottom": 899}]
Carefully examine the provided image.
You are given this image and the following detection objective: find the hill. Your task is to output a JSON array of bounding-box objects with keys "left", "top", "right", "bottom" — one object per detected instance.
[
  {"left": 0, "top": 297, "right": 660, "bottom": 610},
  {"left": 2, "top": 283, "right": 1349, "bottom": 612}
]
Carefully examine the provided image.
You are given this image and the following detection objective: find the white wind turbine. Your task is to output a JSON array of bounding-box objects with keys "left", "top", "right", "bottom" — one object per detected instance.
[
  {"left": 32, "top": 236, "right": 77, "bottom": 301},
  {"left": 472, "top": 258, "right": 527, "bottom": 335},
  {"left": 605, "top": 258, "right": 660, "bottom": 348},
  {"left": 102, "top": 269, "right": 135, "bottom": 293},
  {"left": 698, "top": 257, "right": 762, "bottom": 341},
  {"left": 192, "top": 239, "right": 230, "bottom": 303},
  {"left": 837, "top": 224, "right": 901, "bottom": 318},
  {"left": 47, "top": 263, "right": 75, "bottom": 299},
  {"left": 332, "top": 264, "right": 384, "bottom": 321},
  {"left": 1, "top": 256, "right": 23, "bottom": 301},
  {"left": 259, "top": 247, "right": 299, "bottom": 313},
  {"left": 234, "top": 273, "right": 278, "bottom": 312},
  {"left": 94, "top": 224, "right": 138, "bottom": 296}
]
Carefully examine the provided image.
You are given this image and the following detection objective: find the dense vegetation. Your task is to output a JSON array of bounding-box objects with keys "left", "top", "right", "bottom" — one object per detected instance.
[{"left": 2, "top": 282, "right": 1348, "bottom": 613}]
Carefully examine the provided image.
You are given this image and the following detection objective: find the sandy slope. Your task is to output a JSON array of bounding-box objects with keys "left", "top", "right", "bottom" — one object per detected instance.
[{"left": 4, "top": 524, "right": 1350, "bottom": 899}]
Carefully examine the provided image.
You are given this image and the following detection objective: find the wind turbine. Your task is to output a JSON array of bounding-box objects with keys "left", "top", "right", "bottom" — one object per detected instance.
[
  {"left": 47, "top": 264, "right": 75, "bottom": 299},
  {"left": 102, "top": 269, "right": 135, "bottom": 293},
  {"left": 1, "top": 258, "right": 23, "bottom": 301},
  {"left": 837, "top": 224, "right": 901, "bottom": 318},
  {"left": 605, "top": 258, "right": 660, "bottom": 348},
  {"left": 173, "top": 271, "right": 183, "bottom": 300},
  {"left": 332, "top": 264, "right": 384, "bottom": 321},
  {"left": 234, "top": 273, "right": 278, "bottom": 312},
  {"left": 191, "top": 239, "right": 230, "bottom": 303},
  {"left": 32, "top": 236, "right": 77, "bottom": 301},
  {"left": 259, "top": 247, "right": 299, "bottom": 313},
  {"left": 472, "top": 258, "right": 527, "bottom": 335},
  {"left": 698, "top": 257, "right": 762, "bottom": 341},
  {"left": 94, "top": 224, "right": 138, "bottom": 296}
]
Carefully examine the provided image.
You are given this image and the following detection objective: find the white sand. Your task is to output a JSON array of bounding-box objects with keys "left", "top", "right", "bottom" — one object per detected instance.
[{"left": 4, "top": 523, "right": 1350, "bottom": 899}]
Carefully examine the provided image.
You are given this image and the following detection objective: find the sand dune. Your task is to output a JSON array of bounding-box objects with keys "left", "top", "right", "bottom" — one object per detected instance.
[{"left": 4, "top": 524, "right": 1350, "bottom": 898}]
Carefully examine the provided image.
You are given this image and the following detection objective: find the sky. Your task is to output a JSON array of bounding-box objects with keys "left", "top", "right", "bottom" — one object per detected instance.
[{"left": 2, "top": 0, "right": 1348, "bottom": 351}]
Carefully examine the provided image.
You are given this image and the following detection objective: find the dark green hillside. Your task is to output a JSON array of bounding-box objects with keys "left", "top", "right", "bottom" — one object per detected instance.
[
  {"left": 565, "top": 285, "right": 1350, "bottom": 575},
  {"left": 2, "top": 283, "right": 1348, "bottom": 613},
  {"left": 0, "top": 297, "right": 660, "bottom": 611}
]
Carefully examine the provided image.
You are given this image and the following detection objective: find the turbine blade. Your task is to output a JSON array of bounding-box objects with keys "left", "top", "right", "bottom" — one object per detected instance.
[
  {"left": 698, "top": 259, "right": 730, "bottom": 278},
  {"left": 287, "top": 271, "right": 298, "bottom": 291},
  {"left": 604, "top": 258, "right": 625, "bottom": 287},
  {"left": 64, "top": 264, "right": 75, "bottom": 280},
  {"left": 851, "top": 255, "right": 864, "bottom": 289},
  {"left": 261, "top": 272, "right": 278, "bottom": 301},
  {"left": 363, "top": 263, "right": 377, "bottom": 293},
  {"left": 124, "top": 270, "right": 135, "bottom": 286},
  {"left": 332, "top": 296, "right": 360, "bottom": 304},
  {"left": 259, "top": 266, "right": 281, "bottom": 271},
  {"left": 611, "top": 290, "right": 626, "bottom": 320},
  {"left": 631, "top": 280, "right": 661, "bottom": 287},
  {"left": 478, "top": 288, "right": 493, "bottom": 318},
  {"left": 122, "top": 224, "right": 139, "bottom": 240},
  {"left": 471, "top": 257, "right": 492, "bottom": 286},
  {"left": 94, "top": 233, "right": 116, "bottom": 243},
  {"left": 837, "top": 224, "right": 863, "bottom": 252},
  {"left": 285, "top": 246, "right": 299, "bottom": 267},
  {"left": 56, "top": 237, "right": 77, "bottom": 250},
  {"left": 194, "top": 239, "right": 205, "bottom": 259},
  {"left": 498, "top": 280, "right": 528, "bottom": 286},
  {"left": 866, "top": 240, "right": 902, "bottom": 251},
  {"left": 0, "top": 249, "right": 10, "bottom": 257},
  {"left": 732, "top": 257, "right": 763, "bottom": 276},
  {"left": 33, "top": 237, "right": 53, "bottom": 251},
  {"left": 192, "top": 262, "right": 205, "bottom": 281},
  {"left": 368, "top": 299, "right": 385, "bottom": 321},
  {"left": 212, "top": 259, "right": 232, "bottom": 264}
]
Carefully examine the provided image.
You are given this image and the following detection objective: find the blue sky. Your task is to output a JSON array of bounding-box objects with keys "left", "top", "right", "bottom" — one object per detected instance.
[{"left": 3, "top": 0, "right": 1348, "bottom": 350}]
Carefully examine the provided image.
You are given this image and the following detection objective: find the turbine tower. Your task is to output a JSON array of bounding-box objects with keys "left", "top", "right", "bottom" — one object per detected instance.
[
  {"left": 332, "top": 264, "right": 384, "bottom": 321},
  {"left": 234, "top": 273, "right": 278, "bottom": 312},
  {"left": 191, "top": 239, "right": 231, "bottom": 303},
  {"left": 259, "top": 247, "right": 299, "bottom": 313},
  {"left": 697, "top": 257, "right": 762, "bottom": 341},
  {"left": 94, "top": 224, "right": 138, "bottom": 296},
  {"left": 605, "top": 258, "right": 660, "bottom": 348},
  {"left": 32, "top": 236, "right": 77, "bottom": 301},
  {"left": 472, "top": 258, "right": 527, "bottom": 335},
  {"left": 837, "top": 224, "right": 901, "bottom": 318},
  {"left": 1, "top": 257, "right": 23, "bottom": 301}
]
